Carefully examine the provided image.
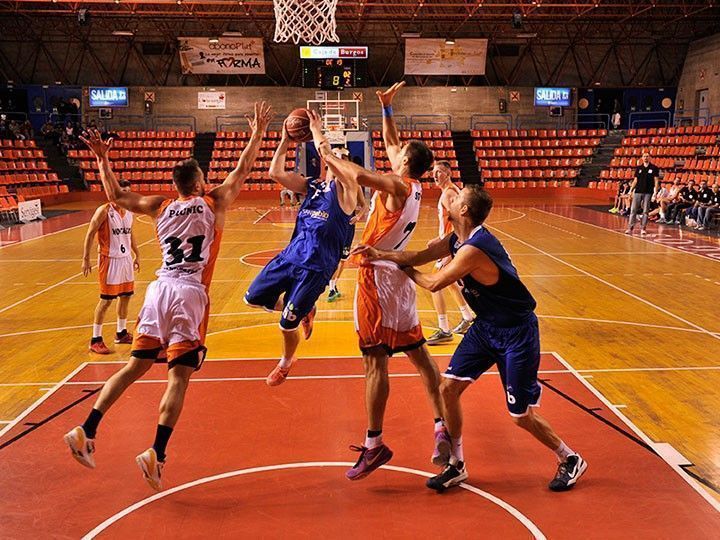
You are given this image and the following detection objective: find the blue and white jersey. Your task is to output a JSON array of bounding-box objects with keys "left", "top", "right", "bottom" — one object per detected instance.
[
  {"left": 449, "top": 225, "right": 536, "bottom": 327},
  {"left": 279, "top": 177, "right": 353, "bottom": 277}
]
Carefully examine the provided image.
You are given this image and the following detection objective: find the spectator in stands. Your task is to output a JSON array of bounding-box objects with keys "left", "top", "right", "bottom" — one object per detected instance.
[
  {"left": 697, "top": 183, "right": 720, "bottom": 231},
  {"left": 20, "top": 120, "right": 33, "bottom": 140},
  {"left": 610, "top": 178, "right": 632, "bottom": 215},
  {"left": 664, "top": 179, "right": 698, "bottom": 224},
  {"left": 612, "top": 112, "right": 621, "bottom": 130},
  {"left": 625, "top": 151, "right": 660, "bottom": 235},
  {"left": 647, "top": 181, "right": 670, "bottom": 222},
  {"left": 651, "top": 180, "right": 681, "bottom": 222},
  {"left": 685, "top": 180, "right": 713, "bottom": 228},
  {"left": 0, "top": 119, "right": 11, "bottom": 139}
]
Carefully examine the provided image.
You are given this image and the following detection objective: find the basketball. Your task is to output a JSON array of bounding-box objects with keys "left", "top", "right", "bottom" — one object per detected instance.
[{"left": 285, "top": 108, "right": 313, "bottom": 142}]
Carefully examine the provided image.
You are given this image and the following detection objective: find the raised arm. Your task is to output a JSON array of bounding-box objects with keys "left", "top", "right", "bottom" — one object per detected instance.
[
  {"left": 268, "top": 123, "right": 308, "bottom": 194},
  {"left": 376, "top": 82, "right": 405, "bottom": 171},
  {"left": 80, "top": 129, "right": 165, "bottom": 217},
  {"left": 81, "top": 204, "right": 108, "bottom": 277},
  {"left": 405, "top": 244, "right": 498, "bottom": 293},
  {"left": 130, "top": 227, "right": 140, "bottom": 272},
  {"left": 351, "top": 233, "right": 453, "bottom": 268},
  {"left": 212, "top": 101, "right": 273, "bottom": 207}
]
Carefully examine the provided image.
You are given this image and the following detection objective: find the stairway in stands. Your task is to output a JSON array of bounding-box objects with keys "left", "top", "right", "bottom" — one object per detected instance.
[
  {"left": 576, "top": 130, "right": 624, "bottom": 187},
  {"left": 450, "top": 131, "right": 482, "bottom": 184},
  {"left": 35, "top": 136, "right": 84, "bottom": 190},
  {"left": 193, "top": 132, "right": 216, "bottom": 177}
]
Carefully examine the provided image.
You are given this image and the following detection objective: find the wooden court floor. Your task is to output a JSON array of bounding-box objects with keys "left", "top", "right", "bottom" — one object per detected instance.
[{"left": 1, "top": 196, "right": 719, "bottom": 503}]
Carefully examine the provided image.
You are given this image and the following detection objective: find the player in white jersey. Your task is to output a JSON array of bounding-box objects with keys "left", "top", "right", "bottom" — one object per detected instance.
[
  {"left": 315, "top": 82, "right": 446, "bottom": 480},
  {"left": 64, "top": 103, "right": 273, "bottom": 490},
  {"left": 426, "top": 161, "right": 475, "bottom": 345},
  {"left": 81, "top": 180, "right": 140, "bottom": 354}
]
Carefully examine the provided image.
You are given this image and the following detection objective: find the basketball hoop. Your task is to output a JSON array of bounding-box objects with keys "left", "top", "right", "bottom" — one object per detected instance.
[{"left": 273, "top": 0, "right": 340, "bottom": 45}]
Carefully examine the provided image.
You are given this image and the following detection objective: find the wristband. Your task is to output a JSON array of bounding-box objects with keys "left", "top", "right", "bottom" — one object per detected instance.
[{"left": 382, "top": 105, "right": 393, "bottom": 118}]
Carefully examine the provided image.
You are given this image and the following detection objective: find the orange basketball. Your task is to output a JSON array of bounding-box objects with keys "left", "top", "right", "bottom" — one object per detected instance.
[{"left": 285, "top": 108, "right": 313, "bottom": 142}]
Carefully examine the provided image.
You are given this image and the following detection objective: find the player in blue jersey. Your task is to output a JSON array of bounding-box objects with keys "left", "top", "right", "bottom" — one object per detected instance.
[
  {"left": 245, "top": 111, "right": 356, "bottom": 386},
  {"left": 352, "top": 185, "right": 587, "bottom": 493}
]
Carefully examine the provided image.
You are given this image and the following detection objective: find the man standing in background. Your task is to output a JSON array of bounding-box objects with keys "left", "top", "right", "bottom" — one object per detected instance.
[{"left": 625, "top": 151, "right": 660, "bottom": 236}]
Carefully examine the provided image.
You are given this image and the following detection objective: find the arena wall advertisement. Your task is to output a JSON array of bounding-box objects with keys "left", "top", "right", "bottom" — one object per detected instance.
[
  {"left": 178, "top": 38, "right": 265, "bottom": 75},
  {"left": 404, "top": 39, "right": 488, "bottom": 75}
]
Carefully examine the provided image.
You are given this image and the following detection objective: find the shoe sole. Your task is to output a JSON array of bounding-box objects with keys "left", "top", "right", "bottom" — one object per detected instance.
[
  {"left": 63, "top": 432, "right": 95, "bottom": 469},
  {"left": 431, "top": 438, "right": 451, "bottom": 467},
  {"left": 427, "top": 470, "right": 469, "bottom": 493},
  {"left": 136, "top": 456, "right": 162, "bottom": 491},
  {"left": 427, "top": 339, "right": 453, "bottom": 346},
  {"left": 346, "top": 451, "right": 393, "bottom": 481},
  {"left": 549, "top": 459, "right": 588, "bottom": 492}
]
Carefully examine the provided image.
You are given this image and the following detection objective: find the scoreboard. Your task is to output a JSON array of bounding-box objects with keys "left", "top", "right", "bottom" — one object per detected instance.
[{"left": 301, "top": 46, "right": 368, "bottom": 90}]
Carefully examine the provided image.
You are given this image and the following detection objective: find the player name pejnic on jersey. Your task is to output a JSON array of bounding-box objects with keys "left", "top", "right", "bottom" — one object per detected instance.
[{"left": 168, "top": 205, "right": 206, "bottom": 218}]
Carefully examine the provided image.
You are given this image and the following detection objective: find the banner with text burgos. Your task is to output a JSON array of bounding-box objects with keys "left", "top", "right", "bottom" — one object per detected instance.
[{"left": 178, "top": 38, "right": 265, "bottom": 75}]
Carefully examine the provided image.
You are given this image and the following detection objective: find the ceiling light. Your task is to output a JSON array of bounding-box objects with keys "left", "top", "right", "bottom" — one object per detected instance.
[
  {"left": 445, "top": 38, "right": 455, "bottom": 45},
  {"left": 112, "top": 30, "right": 134, "bottom": 36},
  {"left": 222, "top": 31, "right": 244, "bottom": 37},
  {"left": 401, "top": 31, "right": 421, "bottom": 38},
  {"left": 208, "top": 37, "right": 220, "bottom": 43}
]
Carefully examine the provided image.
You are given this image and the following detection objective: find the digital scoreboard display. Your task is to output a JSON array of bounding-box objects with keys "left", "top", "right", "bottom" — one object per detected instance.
[{"left": 301, "top": 47, "right": 367, "bottom": 90}]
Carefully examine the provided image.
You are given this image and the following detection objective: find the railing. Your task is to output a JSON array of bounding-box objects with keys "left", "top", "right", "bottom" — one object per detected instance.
[
  {"left": 410, "top": 114, "right": 452, "bottom": 131},
  {"left": 577, "top": 113, "right": 610, "bottom": 130},
  {"left": 469, "top": 114, "right": 513, "bottom": 131},
  {"left": 628, "top": 110, "right": 672, "bottom": 129},
  {"left": 364, "top": 114, "right": 409, "bottom": 131},
  {"left": 0, "top": 110, "right": 29, "bottom": 122},
  {"left": 515, "top": 115, "right": 572, "bottom": 129},
  {"left": 154, "top": 115, "right": 196, "bottom": 132}
]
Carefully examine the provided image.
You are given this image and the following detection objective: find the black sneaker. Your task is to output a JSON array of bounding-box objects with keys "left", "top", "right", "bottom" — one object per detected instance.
[
  {"left": 426, "top": 460, "right": 468, "bottom": 493},
  {"left": 549, "top": 454, "right": 587, "bottom": 492}
]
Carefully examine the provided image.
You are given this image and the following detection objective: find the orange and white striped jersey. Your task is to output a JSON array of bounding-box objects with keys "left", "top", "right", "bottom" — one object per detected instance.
[
  {"left": 155, "top": 195, "right": 222, "bottom": 289},
  {"left": 360, "top": 178, "right": 422, "bottom": 255},
  {"left": 97, "top": 203, "right": 133, "bottom": 258}
]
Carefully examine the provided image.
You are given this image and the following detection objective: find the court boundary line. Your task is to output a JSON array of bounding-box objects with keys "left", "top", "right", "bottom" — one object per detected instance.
[
  {"left": 551, "top": 352, "right": 720, "bottom": 513},
  {"left": 80, "top": 462, "right": 546, "bottom": 540},
  {"left": 487, "top": 224, "right": 720, "bottom": 342},
  {"left": 533, "top": 208, "right": 720, "bottom": 262},
  {"left": 0, "top": 362, "right": 88, "bottom": 439}
]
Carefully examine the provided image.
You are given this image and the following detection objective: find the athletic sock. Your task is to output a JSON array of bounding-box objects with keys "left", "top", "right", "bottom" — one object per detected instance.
[
  {"left": 329, "top": 279, "right": 337, "bottom": 291},
  {"left": 278, "top": 356, "right": 293, "bottom": 369},
  {"left": 459, "top": 305, "right": 474, "bottom": 321},
  {"left": 434, "top": 418, "right": 445, "bottom": 432},
  {"left": 554, "top": 441, "right": 574, "bottom": 462},
  {"left": 92, "top": 324, "right": 103, "bottom": 340},
  {"left": 82, "top": 408, "right": 103, "bottom": 439},
  {"left": 365, "top": 430, "right": 383, "bottom": 449},
  {"left": 117, "top": 319, "right": 127, "bottom": 333},
  {"left": 451, "top": 436, "right": 464, "bottom": 462},
  {"left": 153, "top": 424, "right": 173, "bottom": 462},
  {"left": 437, "top": 314, "right": 450, "bottom": 333}
]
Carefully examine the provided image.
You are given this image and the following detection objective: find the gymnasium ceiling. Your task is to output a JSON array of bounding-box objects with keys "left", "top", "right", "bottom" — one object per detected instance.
[{"left": 1, "top": 1, "right": 719, "bottom": 86}]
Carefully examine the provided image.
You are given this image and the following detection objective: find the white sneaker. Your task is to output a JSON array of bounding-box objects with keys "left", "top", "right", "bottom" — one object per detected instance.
[
  {"left": 63, "top": 426, "right": 96, "bottom": 469},
  {"left": 136, "top": 448, "right": 165, "bottom": 491}
]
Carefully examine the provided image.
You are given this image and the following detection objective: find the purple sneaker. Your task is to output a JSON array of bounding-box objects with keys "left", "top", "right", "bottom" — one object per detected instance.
[
  {"left": 431, "top": 428, "right": 451, "bottom": 466},
  {"left": 346, "top": 444, "right": 393, "bottom": 481}
]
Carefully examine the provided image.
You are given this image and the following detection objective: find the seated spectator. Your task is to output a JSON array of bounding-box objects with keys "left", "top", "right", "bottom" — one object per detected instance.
[
  {"left": 610, "top": 179, "right": 632, "bottom": 215},
  {"left": 685, "top": 180, "right": 713, "bottom": 228},
  {"left": 648, "top": 182, "right": 671, "bottom": 221},
  {"left": 653, "top": 179, "right": 681, "bottom": 223},
  {"left": 697, "top": 183, "right": 720, "bottom": 231},
  {"left": 664, "top": 180, "right": 698, "bottom": 224}
]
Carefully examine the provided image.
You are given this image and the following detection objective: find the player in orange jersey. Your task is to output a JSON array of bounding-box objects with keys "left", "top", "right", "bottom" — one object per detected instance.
[
  {"left": 425, "top": 161, "right": 475, "bottom": 345},
  {"left": 82, "top": 181, "right": 140, "bottom": 354},
  {"left": 314, "top": 82, "right": 446, "bottom": 480},
  {"left": 64, "top": 102, "right": 273, "bottom": 490}
]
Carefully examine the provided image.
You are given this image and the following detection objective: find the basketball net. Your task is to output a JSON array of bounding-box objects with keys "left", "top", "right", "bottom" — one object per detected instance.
[{"left": 273, "top": 0, "right": 340, "bottom": 45}]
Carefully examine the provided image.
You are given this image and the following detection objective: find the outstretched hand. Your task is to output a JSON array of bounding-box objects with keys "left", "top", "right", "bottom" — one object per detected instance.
[
  {"left": 349, "top": 244, "right": 381, "bottom": 261},
  {"left": 376, "top": 81, "right": 406, "bottom": 106},
  {"left": 79, "top": 129, "right": 113, "bottom": 159},
  {"left": 246, "top": 101, "right": 274, "bottom": 134},
  {"left": 307, "top": 109, "right": 324, "bottom": 134}
]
